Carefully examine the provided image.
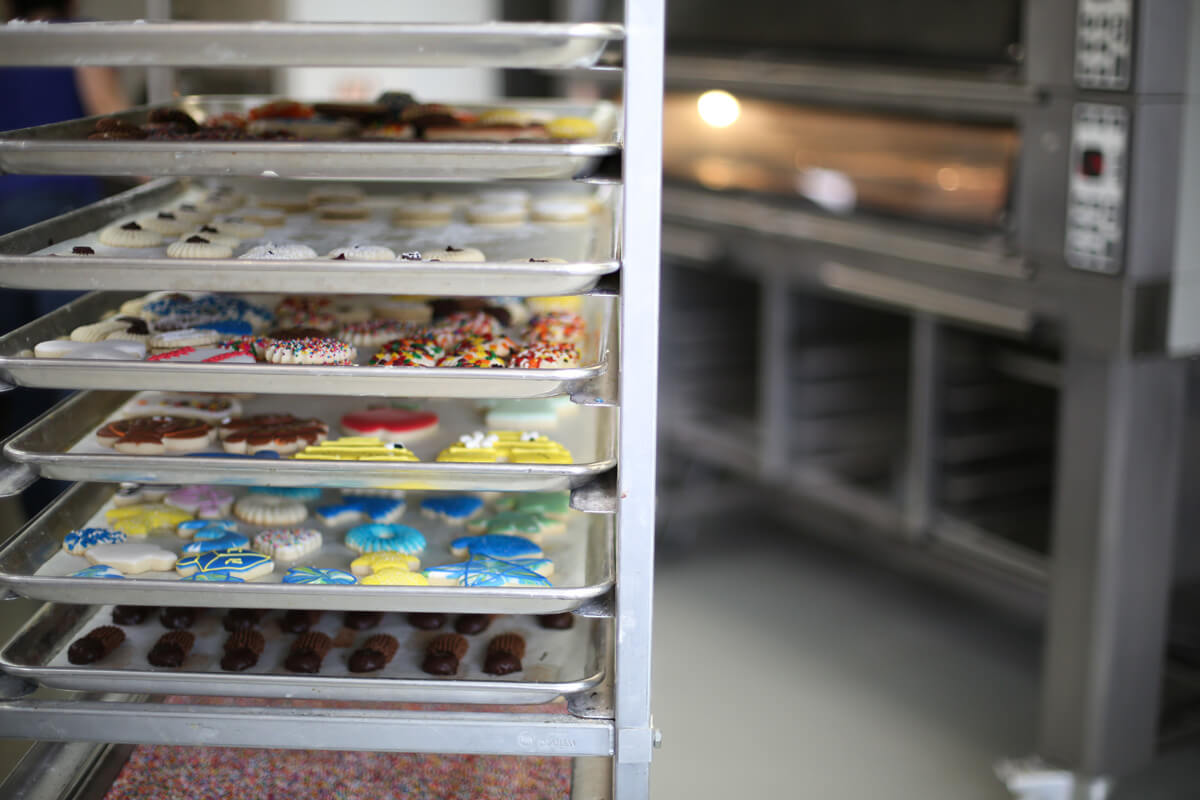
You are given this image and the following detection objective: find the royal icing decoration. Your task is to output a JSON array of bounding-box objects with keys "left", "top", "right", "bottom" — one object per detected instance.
[
  {"left": 360, "top": 568, "right": 429, "bottom": 586},
  {"left": 423, "top": 555, "right": 552, "bottom": 588},
  {"left": 251, "top": 528, "right": 322, "bottom": 560},
  {"left": 69, "top": 565, "right": 125, "bottom": 579},
  {"left": 165, "top": 485, "right": 235, "bottom": 518},
  {"left": 63, "top": 527, "right": 126, "bottom": 555},
  {"left": 85, "top": 542, "right": 178, "bottom": 574},
  {"left": 419, "top": 494, "right": 485, "bottom": 522},
  {"left": 175, "top": 548, "right": 274, "bottom": 580},
  {"left": 181, "top": 532, "right": 251, "bottom": 554},
  {"left": 34, "top": 340, "right": 147, "bottom": 360},
  {"left": 147, "top": 346, "right": 257, "bottom": 364},
  {"left": 292, "top": 437, "right": 419, "bottom": 462},
  {"left": 105, "top": 504, "right": 194, "bottom": 537},
  {"left": 450, "top": 534, "right": 544, "bottom": 561},
  {"left": 281, "top": 566, "right": 358, "bottom": 585},
  {"left": 435, "top": 430, "right": 572, "bottom": 464},
  {"left": 495, "top": 491, "right": 571, "bottom": 518},
  {"left": 349, "top": 551, "right": 422, "bottom": 577},
  {"left": 344, "top": 523, "right": 426, "bottom": 555},
  {"left": 177, "top": 519, "right": 239, "bottom": 540},
  {"left": 247, "top": 486, "right": 324, "bottom": 501},
  {"left": 340, "top": 408, "right": 439, "bottom": 442},
  {"left": 316, "top": 496, "right": 406, "bottom": 526}
]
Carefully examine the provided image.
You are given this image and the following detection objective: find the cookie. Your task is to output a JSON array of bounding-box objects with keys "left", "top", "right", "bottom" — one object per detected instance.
[
  {"left": 111, "top": 605, "right": 153, "bottom": 625},
  {"left": 483, "top": 632, "right": 526, "bottom": 675},
  {"left": 69, "top": 565, "right": 125, "bottom": 579},
  {"left": 34, "top": 339, "right": 146, "bottom": 360},
  {"left": 239, "top": 242, "right": 318, "bottom": 260},
  {"left": 148, "top": 630, "right": 195, "bottom": 668},
  {"left": 369, "top": 298, "right": 433, "bottom": 324},
  {"left": 326, "top": 245, "right": 396, "bottom": 261},
  {"left": 147, "top": 345, "right": 256, "bottom": 364},
  {"left": 344, "top": 523, "right": 426, "bottom": 555},
  {"left": 159, "top": 607, "right": 198, "bottom": 630},
  {"left": 221, "top": 629, "right": 265, "bottom": 671},
  {"left": 238, "top": 209, "right": 286, "bottom": 227},
  {"left": 349, "top": 551, "right": 421, "bottom": 577},
  {"left": 247, "top": 486, "right": 323, "bottom": 501},
  {"left": 105, "top": 504, "right": 194, "bottom": 537},
  {"left": 494, "top": 491, "right": 570, "bottom": 520},
  {"left": 454, "top": 614, "right": 495, "bottom": 635},
  {"left": 308, "top": 185, "right": 364, "bottom": 206},
  {"left": 475, "top": 188, "right": 530, "bottom": 207},
  {"left": 436, "top": 431, "right": 504, "bottom": 463},
  {"left": 392, "top": 200, "right": 453, "bottom": 227},
  {"left": 368, "top": 338, "right": 444, "bottom": 367},
  {"left": 264, "top": 337, "right": 356, "bottom": 366},
  {"left": 419, "top": 494, "right": 485, "bottom": 524},
  {"left": 252, "top": 528, "right": 322, "bottom": 560},
  {"left": 465, "top": 203, "right": 526, "bottom": 226},
  {"left": 510, "top": 342, "right": 581, "bottom": 369},
  {"left": 317, "top": 204, "right": 370, "bottom": 222},
  {"left": 423, "top": 555, "right": 553, "bottom": 588},
  {"left": 184, "top": 225, "right": 241, "bottom": 247},
  {"left": 163, "top": 485, "right": 235, "bottom": 518},
  {"left": 148, "top": 328, "right": 221, "bottom": 351},
  {"left": 137, "top": 211, "right": 192, "bottom": 235},
  {"left": 112, "top": 482, "right": 176, "bottom": 507},
  {"left": 292, "top": 437, "right": 418, "bottom": 462},
  {"left": 421, "top": 633, "right": 468, "bottom": 675},
  {"left": 315, "top": 496, "right": 405, "bottom": 526},
  {"left": 70, "top": 316, "right": 151, "bottom": 343},
  {"left": 176, "top": 519, "right": 238, "bottom": 540},
  {"left": 85, "top": 542, "right": 178, "bottom": 574},
  {"left": 234, "top": 494, "right": 308, "bottom": 526},
  {"left": 525, "top": 311, "right": 586, "bottom": 345},
  {"left": 546, "top": 116, "right": 598, "bottom": 139},
  {"left": 167, "top": 203, "right": 211, "bottom": 225},
  {"left": 341, "top": 407, "right": 439, "bottom": 442},
  {"left": 407, "top": 613, "right": 446, "bottom": 630},
  {"left": 466, "top": 510, "right": 566, "bottom": 543},
  {"left": 175, "top": 548, "right": 274, "bottom": 580},
  {"left": 181, "top": 532, "right": 250, "bottom": 554},
  {"left": 336, "top": 319, "right": 421, "bottom": 349},
  {"left": 98, "top": 221, "right": 162, "bottom": 248},
  {"left": 360, "top": 567, "right": 428, "bottom": 586},
  {"left": 530, "top": 198, "right": 591, "bottom": 223},
  {"left": 281, "top": 566, "right": 357, "bottom": 585},
  {"left": 121, "top": 393, "right": 242, "bottom": 422},
  {"left": 348, "top": 634, "right": 399, "bottom": 672},
  {"left": 483, "top": 397, "right": 573, "bottom": 429},
  {"left": 220, "top": 413, "right": 329, "bottom": 455},
  {"left": 285, "top": 631, "right": 332, "bottom": 673},
  {"left": 424, "top": 245, "right": 485, "bottom": 263},
  {"left": 210, "top": 216, "right": 265, "bottom": 238},
  {"left": 450, "top": 533, "right": 544, "bottom": 561},
  {"left": 63, "top": 527, "right": 126, "bottom": 556},
  {"left": 67, "top": 625, "right": 125, "bottom": 665},
  {"left": 343, "top": 610, "right": 383, "bottom": 630},
  {"left": 165, "top": 236, "right": 234, "bottom": 259},
  {"left": 95, "top": 415, "right": 215, "bottom": 454}
]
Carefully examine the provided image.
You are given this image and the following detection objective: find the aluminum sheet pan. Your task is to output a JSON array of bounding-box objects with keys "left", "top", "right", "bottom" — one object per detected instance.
[
  {"left": 0, "top": 602, "right": 605, "bottom": 704},
  {"left": 0, "top": 291, "right": 615, "bottom": 400},
  {"left": 0, "top": 20, "right": 622, "bottom": 69},
  {"left": 0, "top": 482, "right": 613, "bottom": 614},
  {"left": 3, "top": 391, "right": 617, "bottom": 492},
  {"left": 0, "top": 178, "right": 621, "bottom": 296},
  {"left": 0, "top": 96, "right": 621, "bottom": 180}
]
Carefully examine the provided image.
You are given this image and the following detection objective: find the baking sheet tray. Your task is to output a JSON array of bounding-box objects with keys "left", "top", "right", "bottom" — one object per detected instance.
[
  {"left": 0, "top": 97, "right": 621, "bottom": 181},
  {"left": 0, "top": 291, "right": 615, "bottom": 400},
  {"left": 0, "top": 178, "right": 621, "bottom": 296},
  {"left": 0, "top": 20, "right": 623, "bottom": 69},
  {"left": 0, "top": 602, "right": 606, "bottom": 704},
  {"left": 4, "top": 391, "right": 617, "bottom": 492},
  {"left": 0, "top": 482, "right": 612, "bottom": 614}
]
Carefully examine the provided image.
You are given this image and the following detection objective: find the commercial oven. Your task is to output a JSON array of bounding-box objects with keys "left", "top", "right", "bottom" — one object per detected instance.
[{"left": 649, "top": 1, "right": 1200, "bottom": 797}]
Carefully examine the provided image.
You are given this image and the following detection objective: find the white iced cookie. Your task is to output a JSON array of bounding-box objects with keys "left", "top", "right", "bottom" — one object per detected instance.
[
  {"left": 531, "top": 198, "right": 591, "bottom": 223},
  {"left": 475, "top": 188, "right": 531, "bottom": 207},
  {"left": 234, "top": 494, "right": 308, "bottom": 526},
  {"left": 98, "top": 222, "right": 163, "bottom": 248},
  {"left": 424, "top": 246, "right": 486, "bottom": 262},
  {"left": 166, "top": 236, "right": 234, "bottom": 259},
  {"left": 466, "top": 203, "right": 527, "bottom": 226},
  {"left": 85, "top": 542, "right": 178, "bottom": 574},
  {"left": 70, "top": 316, "right": 150, "bottom": 343},
  {"left": 326, "top": 245, "right": 396, "bottom": 261},
  {"left": 35, "top": 339, "right": 146, "bottom": 360},
  {"left": 308, "top": 185, "right": 365, "bottom": 206},
  {"left": 137, "top": 211, "right": 192, "bottom": 235},
  {"left": 211, "top": 216, "right": 265, "bottom": 238},
  {"left": 392, "top": 200, "right": 453, "bottom": 227},
  {"left": 239, "top": 242, "right": 319, "bottom": 260},
  {"left": 148, "top": 328, "right": 220, "bottom": 351}
]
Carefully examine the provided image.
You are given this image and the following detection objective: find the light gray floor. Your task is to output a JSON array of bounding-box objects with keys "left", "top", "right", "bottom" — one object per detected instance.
[{"left": 649, "top": 523, "right": 1042, "bottom": 800}]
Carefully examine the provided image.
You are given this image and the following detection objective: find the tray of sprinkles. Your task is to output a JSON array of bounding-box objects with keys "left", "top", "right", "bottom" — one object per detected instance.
[
  {"left": 0, "top": 481, "right": 613, "bottom": 614},
  {"left": 0, "top": 601, "right": 606, "bottom": 705},
  {"left": 0, "top": 288, "right": 613, "bottom": 399},
  {"left": 3, "top": 390, "right": 616, "bottom": 492},
  {"left": 0, "top": 95, "right": 620, "bottom": 180},
  {"left": 0, "top": 178, "right": 621, "bottom": 297}
]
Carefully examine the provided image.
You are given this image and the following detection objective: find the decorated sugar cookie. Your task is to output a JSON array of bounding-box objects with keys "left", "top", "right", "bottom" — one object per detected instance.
[
  {"left": 340, "top": 407, "right": 439, "bottom": 442},
  {"left": 85, "top": 542, "right": 178, "bottom": 574},
  {"left": 34, "top": 339, "right": 146, "bottom": 360},
  {"left": 69, "top": 565, "right": 125, "bottom": 579},
  {"left": 177, "top": 519, "right": 239, "bottom": 540},
  {"left": 252, "top": 528, "right": 322, "bottom": 560},
  {"left": 466, "top": 511, "right": 566, "bottom": 542},
  {"left": 344, "top": 523, "right": 426, "bottom": 555},
  {"left": 282, "top": 566, "right": 357, "bottom": 585},
  {"left": 423, "top": 555, "right": 552, "bottom": 588},
  {"left": 105, "top": 504, "right": 194, "bottom": 537},
  {"left": 63, "top": 527, "right": 127, "bottom": 556},
  {"left": 349, "top": 551, "right": 421, "bottom": 577},
  {"left": 450, "top": 534, "right": 544, "bottom": 561},
  {"left": 181, "top": 532, "right": 250, "bottom": 554},
  {"left": 419, "top": 494, "right": 485, "bottom": 524},
  {"left": 112, "top": 482, "right": 177, "bottom": 507},
  {"left": 165, "top": 485, "right": 235, "bottom": 519},
  {"left": 234, "top": 494, "right": 308, "bottom": 526},
  {"left": 494, "top": 491, "right": 571, "bottom": 519},
  {"left": 124, "top": 393, "right": 242, "bottom": 422},
  {"left": 360, "top": 567, "right": 429, "bottom": 586},
  {"left": 175, "top": 548, "right": 274, "bottom": 580},
  {"left": 316, "top": 495, "right": 405, "bottom": 526},
  {"left": 248, "top": 486, "right": 324, "bottom": 501},
  {"left": 292, "top": 437, "right": 419, "bottom": 462},
  {"left": 435, "top": 431, "right": 503, "bottom": 463}
]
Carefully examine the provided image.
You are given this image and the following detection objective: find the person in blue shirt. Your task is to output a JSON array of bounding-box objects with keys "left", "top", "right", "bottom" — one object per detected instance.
[{"left": 1, "top": 0, "right": 131, "bottom": 517}]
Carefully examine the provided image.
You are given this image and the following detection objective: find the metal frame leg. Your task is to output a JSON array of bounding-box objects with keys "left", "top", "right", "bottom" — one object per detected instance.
[{"left": 1036, "top": 353, "right": 1186, "bottom": 781}]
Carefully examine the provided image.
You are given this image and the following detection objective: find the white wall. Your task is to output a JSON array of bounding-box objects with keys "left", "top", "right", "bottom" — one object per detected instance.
[{"left": 279, "top": 0, "right": 501, "bottom": 102}]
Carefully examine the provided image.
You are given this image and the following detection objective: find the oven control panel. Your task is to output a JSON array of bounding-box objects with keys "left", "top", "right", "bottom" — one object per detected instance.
[
  {"left": 1065, "top": 104, "right": 1128, "bottom": 273},
  {"left": 1075, "top": 0, "right": 1134, "bottom": 90}
]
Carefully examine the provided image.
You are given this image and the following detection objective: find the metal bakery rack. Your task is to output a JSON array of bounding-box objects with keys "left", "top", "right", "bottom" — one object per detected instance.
[{"left": 0, "top": 6, "right": 662, "bottom": 800}]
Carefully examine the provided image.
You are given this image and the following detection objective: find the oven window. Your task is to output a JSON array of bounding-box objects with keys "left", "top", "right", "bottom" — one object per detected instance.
[{"left": 664, "top": 92, "right": 1020, "bottom": 230}]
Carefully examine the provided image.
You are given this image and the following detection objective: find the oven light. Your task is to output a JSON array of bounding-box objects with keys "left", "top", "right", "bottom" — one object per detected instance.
[{"left": 697, "top": 90, "right": 740, "bottom": 128}]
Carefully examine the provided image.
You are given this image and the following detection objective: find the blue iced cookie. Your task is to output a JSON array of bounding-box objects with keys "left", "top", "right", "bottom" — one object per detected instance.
[
  {"left": 316, "top": 496, "right": 405, "bottom": 526},
  {"left": 423, "top": 555, "right": 552, "bottom": 588},
  {"left": 63, "top": 527, "right": 127, "bottom": 556},
  {"left": 248, "top": 486, "right": 324, "bottom": 501},
  {"left": 181, "top": 572, "right": 244, "bottom": 582},
  {"left": 178, "top": 519, "right": 239, "bottom": 540},
  {"left": 344, "top": 523, "right": 426, "bottom": 555},
  {"left": 182, "top": 532, "right": 250, "bottom": 554},
  {"left": 420, "top": 494, "right": 485, "bottom": 523},
  {"left": 282, "top": 566, "right": 358, "bottom": 585},
  {"left": 69, "top": 565, "right": 125, "bottom": 579},
  {"left": 175, "top": 548, "right": 273, "bottom": 580},
  {"left": 450, "top": 533, "right": 543, "bottom": 561}
]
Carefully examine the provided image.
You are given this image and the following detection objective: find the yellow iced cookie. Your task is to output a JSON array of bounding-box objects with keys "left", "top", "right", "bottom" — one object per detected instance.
[
  {"left": 547, "top": 116, "right": 598, "bottom": 139},
  {"left": 436, "top": 431, "right": 504, "bottom": 463},
  {"left": 360, "top": 567, "right": 429, "bottom": 586},
  {"left": 105, "top": 503, "right": 194, "bottom": 537},
  {"left": 350, "top": 551, "right": 422, "bottom": 577},
  {"left": 293, "top": 436, "right": 419, "bottom": 462},
  {"left": 527, "top": 295, "right": 584, "bottom": 313},
  {"left": 492, "top": 430, "right": 573, "bottom": 464}
]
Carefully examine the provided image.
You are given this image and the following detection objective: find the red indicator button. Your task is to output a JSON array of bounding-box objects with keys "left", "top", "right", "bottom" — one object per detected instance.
[{"left": 1081, "top": 149, "right": 1104, "bottom": 177}]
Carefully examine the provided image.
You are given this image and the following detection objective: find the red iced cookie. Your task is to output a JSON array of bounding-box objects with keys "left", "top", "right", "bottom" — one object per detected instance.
[{"left": 341, "top": 408, "right": 439, "bottom": 443}]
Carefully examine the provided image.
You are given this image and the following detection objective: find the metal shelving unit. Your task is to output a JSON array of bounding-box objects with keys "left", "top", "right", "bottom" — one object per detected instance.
[{"left": 0, "top": 5, "right": 662, "bottom": 799}]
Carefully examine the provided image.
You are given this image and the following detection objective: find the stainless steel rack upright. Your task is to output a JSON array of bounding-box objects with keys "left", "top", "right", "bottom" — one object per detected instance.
[{"left": 0, "top": 5, "right": 663, "bottom": 799}]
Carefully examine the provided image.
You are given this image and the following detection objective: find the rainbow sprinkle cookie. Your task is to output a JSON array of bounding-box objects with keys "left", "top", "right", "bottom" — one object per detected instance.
[
  {"left": 175, "top": 548, "right": 274, "bottom": 580},
  {"left": 63, "top": 527, "right": 127, "bottom": 556},
  {"left": 510, "top": 342, "right": 581, "bottom": 369},
  {"left": 360, "top": 567, "right": 429, "bottom": 586},
  {"left": 105, "top": 504, "right": 194, "bottom": 537},
  {"left": 349, "top": 551, "right": 422, "bottom": 577},
  {"left": 293, "top": 437, "right": 419, "bottom": 462},
  {"left": 369, "top": 337, "right": 444, "bottom": 367},
  {"left": 264, "top": 336, "right": 356, "bottom": 366},
  {"left": 252, "top": 528, "right": 323, "bottom": 560},
  {"left": 181, "top": 532, "right": 251, "bottom": 555},
  {"left": 344, "top": 523, "right": 426, "bottom": 555},
  {"left": 316, "top": 496, "right": 405, "bottom": 526},
  {"left": 282, "top": 566, "right": 357, "bottom": 585},
  {"left": 423, "top": 555, "right": 552, "bottom": 588}
]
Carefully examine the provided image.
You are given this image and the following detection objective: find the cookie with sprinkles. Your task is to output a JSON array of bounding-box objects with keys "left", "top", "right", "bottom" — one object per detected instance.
[
  {"left": 369, "top": 337, "right": 444, "bottom": 367},
  {"left": 264, "top": 336, "right": 357, "bottom": 366}
]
